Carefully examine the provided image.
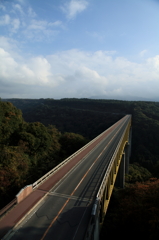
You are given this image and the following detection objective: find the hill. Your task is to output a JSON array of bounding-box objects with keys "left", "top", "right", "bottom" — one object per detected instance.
[
  {"left": 0, "top": 100, "right": 88, "bottom": 209},
  {"left": 3, "top": 98, "right": 159, "bottom": 175}
]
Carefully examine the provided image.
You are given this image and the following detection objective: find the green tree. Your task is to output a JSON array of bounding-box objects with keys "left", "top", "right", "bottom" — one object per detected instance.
[
  {"left": 125, "top": 163, "right": 152, "bottom": 183},
  {"left": 59, "top": 132, "right": 88, "bottom": 158}
]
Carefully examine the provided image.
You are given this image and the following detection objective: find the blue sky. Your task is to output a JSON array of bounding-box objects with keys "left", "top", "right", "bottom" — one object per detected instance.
[{"left": 0, "top": 0, "right": 159, "bottom": 100}]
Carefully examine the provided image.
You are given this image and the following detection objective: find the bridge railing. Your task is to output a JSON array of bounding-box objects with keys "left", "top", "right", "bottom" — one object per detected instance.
[
  {"left": 96, "top": 116, "right": 131, "bottom": 201},
  {"left": 0, "top": 117, "right": 123, "bottom": 215},
  {"left": 85, "top": 116, "right": 131, "bottom": 239},
  {"left": 32, "top": 121, "right": 118, "bottom": 189},
  {"left": 0, "top": 198, "right": 17, "bottom": 219}
]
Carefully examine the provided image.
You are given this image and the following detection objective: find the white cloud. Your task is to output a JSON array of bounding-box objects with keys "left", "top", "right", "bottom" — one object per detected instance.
[
  {"left": 87, "top": 31, "right": 105, "bottom": 42},
  {"left": 0, "top": 4, "right": 6, "bottom": 11},
  {"left": 0, "top": 15, "right": 10, "bottom": 25},
  {"left": 27, "top": 19, "right": 62, "bottom": 31},
  {"left": 0, "top": 37, "right": 19, "bottom": 54},
  {"left": 11, "top": 18, "right": 20, "bottom": 33},
  {"left": 28, "top": 57, "right": 52, "bottom": 84},
  {"left": 0, "top": 37, "right": 159, "bottom": 99},
  {"left": 28, "top": 19, "right": 47, "bottom": 30},
  {"left": 61, "top": 0, "right": 89, "bottom": 19},
  {"left": 12, "top": 3, "right": 24, "bottom": 15},
  {"left": 139, "top": 49, "right": 147, "bottom": 57},
  {"left": 0, "top": 1, "right": 62, "bottom": 41},
  {"left": 16, "top": 0, "right": 26, "bottom": 5},
  {"left": 147, "top": 55, "right": 159, "bottom": 69},
  {"left": 0, "top": 15, "right": 20, "bottom": 34},
  {"left": 48, "top": 21, "right": 63, "bottom": 27},
  {"left": 23, "top": 19, "right": 60, "bottom": 41},
  {"left": 0, "top": 48, "right": 18, "bottom": 80},
  {"left": 28, "top": 7, "right": 37, "bottom": 18},
  {"left": 43, "top": 50, "right": 159, "bottom": 98},
  {"left": 0, "top": 47, "right": 54, "bottom": 87}
]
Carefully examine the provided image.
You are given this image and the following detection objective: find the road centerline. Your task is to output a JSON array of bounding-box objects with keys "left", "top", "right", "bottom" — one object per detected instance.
[{"left": 40, "top": 121, "right": 124, "bottom": 240}]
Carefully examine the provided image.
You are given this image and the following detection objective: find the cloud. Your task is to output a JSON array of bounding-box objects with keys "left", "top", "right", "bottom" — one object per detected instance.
[
  {"left": 28, "top": 7, "right": 37, "bottom": 18},
  {"left": 22, "top": 19, "right": 61, "bottom": 41},
  {"left": 0, "top": 37, "right": 19, "bottom": 55},
  {"left": 0, "top": 3, "right": 6, "bottom": 11},
  {"left": 0, "top": 47, "right": 54, "bottom": 87},
  {"left": 27, "top": 57, "right": 52, "bottom": 84},
  {"left": 12, "top": 3, "right": 24, "bottom": 15},
  {"left": 11, "top": 19, "right": 20, "bottom": 33},
  {"left": 0, "top": 15, "right": 20, "bottom": 33},
  {"left": 16, "top": 0, "right": 26, "bottom": 5},
  {"left": 28, "top": 19, "right": 48, "bottom": 30},
  {"left": 147, "top": 55, "right": 159, "bottom": 69},
  {"left": 86, "top": 31, "right": 105, "bottom": 42},
  {"left": 61, "top": 0, "right": 89, "bottom": 19},
  {"left": 0, "top": 48, "right": 19, "bottom": 81},
  {"left": 0, "top": 1, "right": 62, "bottom": 41},
  {"left": 48, "top": 21, "right": 63, "bottom": 27},
  {"left": 28, "top": 19, "right": 62, "bottom": 31},
  {"left": 139, "top": 49, "right": 147, "bottom": 57},
  {"left": 0, "top": 15, "right": 11, "bottom": 25},
  {"left": 0, "top": 37, "right": 159, "bottom": 99}
]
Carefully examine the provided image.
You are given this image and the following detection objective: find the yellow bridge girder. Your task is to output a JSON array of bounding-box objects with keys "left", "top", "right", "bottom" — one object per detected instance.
[{"left": 97, "top": 117, "right": 132, "bottom": 224}]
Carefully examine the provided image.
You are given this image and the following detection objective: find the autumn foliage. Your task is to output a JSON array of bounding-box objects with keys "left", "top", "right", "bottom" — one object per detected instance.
[{"left": 101, "top": 178, "right": 159, "bottom": 240}]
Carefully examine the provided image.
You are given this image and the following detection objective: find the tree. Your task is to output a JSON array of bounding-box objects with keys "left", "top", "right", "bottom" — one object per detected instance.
[
  {"left": 59, "top": 132, "right": 88, "bottom": 158},
  {"left": 125, "top": 163, "right": 152, "bottom": 183},
  {"left": 101, "top": 179, "right": 159, "bottom": 240}
]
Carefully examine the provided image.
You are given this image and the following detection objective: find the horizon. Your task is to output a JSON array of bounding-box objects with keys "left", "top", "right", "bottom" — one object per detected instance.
[
  {"left": 1, "top": 0, "right": 159, "bottom": 100},
  {"left": 2, "top": 96, "right": 159, "bottom": 103}
]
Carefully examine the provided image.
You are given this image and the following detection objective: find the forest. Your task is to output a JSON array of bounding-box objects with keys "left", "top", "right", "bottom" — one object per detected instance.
[{"left": 1, "top": 98, "right": 159, "bottom": 239}]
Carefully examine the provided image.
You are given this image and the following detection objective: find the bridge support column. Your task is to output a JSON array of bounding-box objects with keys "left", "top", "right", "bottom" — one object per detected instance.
[
  {"left": 93, "top": 216, "right": 100, "bottom": 240},
  {"left": 115, "top": 153, "right": 125, "bottom": 188}
]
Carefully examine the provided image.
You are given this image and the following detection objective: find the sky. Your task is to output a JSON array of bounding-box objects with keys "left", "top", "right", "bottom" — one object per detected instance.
[{"left": 0, "top": 0, "right": 159, "bottom": 100}]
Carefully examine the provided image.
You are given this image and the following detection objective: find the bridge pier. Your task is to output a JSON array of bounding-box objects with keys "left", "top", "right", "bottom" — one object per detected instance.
[{"left": 93, "top": 216, "right": 100, "bottom": 240}]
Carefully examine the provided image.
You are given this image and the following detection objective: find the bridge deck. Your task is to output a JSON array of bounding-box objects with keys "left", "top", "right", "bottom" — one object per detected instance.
[{"left": 0, "top": 115, "right": 130, "bottom": 240}]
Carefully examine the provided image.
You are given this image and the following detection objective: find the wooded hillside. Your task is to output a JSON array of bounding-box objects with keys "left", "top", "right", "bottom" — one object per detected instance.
[
  {"left": 0, "top": 100, "right": 88, "bottom": 208},
  {"left": 4, "top": 98, "right": 159, "bottom": 175}
]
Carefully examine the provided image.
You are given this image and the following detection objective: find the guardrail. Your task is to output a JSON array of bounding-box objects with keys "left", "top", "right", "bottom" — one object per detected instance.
[
  {"left": 0, "top": 198, "right": 17, "bottom": 219},
  {"left": 85, "top": 116, "right": 131, "bottom": 239},
  {"left": 0, "top": 117, "right": 124, "bottom": 217},
  {"left": 96, "top": 116, "right": 131, "bottom": 200},
  {"left": 32, "top": 120, "right": 120, "bottom": 189}
]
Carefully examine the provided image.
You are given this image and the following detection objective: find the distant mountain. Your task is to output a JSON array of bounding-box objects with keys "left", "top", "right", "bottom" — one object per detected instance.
[{"left": 90, "top": 95, "right": 159, "bottom": 102}]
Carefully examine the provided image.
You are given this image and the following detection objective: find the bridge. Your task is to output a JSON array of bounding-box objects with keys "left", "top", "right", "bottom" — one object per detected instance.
[{"left": 0, "top": 115, "right": 131, "bottom": 240}]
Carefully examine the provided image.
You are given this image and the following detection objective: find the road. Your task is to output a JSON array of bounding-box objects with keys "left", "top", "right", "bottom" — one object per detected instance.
[{"left": 5, "top": 115, "right": 130, "bottom": 240}]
